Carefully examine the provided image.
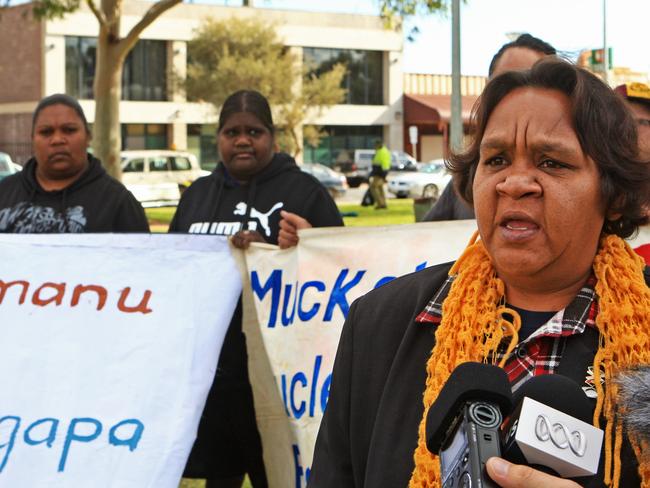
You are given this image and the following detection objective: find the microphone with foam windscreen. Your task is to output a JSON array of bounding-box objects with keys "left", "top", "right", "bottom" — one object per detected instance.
[
  {"left": 425, "top": 362, "right": 513, "bottom": 488},
  {"left": 501, "top": 374, "right": 604, "bottom": 479},
  {"left": 617, "top": 365, "right": 650, "bottom": 447}
]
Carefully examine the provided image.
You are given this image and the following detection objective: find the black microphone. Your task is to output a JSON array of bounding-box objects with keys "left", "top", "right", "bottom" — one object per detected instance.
[
  {"left": 501, "top": 374, "right": 603, "bottom": 480},
  {"left": 425, "top": 362, "right": 513, "bottom": 488},
  {"left": 616, "top": 366, "right": 650, "bottom": 447}
]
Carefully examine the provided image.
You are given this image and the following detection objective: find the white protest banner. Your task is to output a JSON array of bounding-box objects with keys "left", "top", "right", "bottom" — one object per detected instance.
[
  {"left": 238, "top": 222, "right": 650, "bottom": 488},
  {"left": 0, "top": 234, "right": 241, "bottom": 488}
]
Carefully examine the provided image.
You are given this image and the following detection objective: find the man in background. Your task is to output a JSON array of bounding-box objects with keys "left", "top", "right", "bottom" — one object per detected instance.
[
  {"left": 615, "top": 82, "right": 650, "bottom": 160},
  {"left": 369, "top": 139, "right": 391, "bottom": 210}
]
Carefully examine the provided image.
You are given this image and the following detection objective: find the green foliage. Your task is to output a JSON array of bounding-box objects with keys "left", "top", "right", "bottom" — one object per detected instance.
[
  {"left": 277, "top": 63, "right": 346, "bottom": 156},
  {"left": 186, "top": 17, "right": 295, "bottom": 107},
  {"left": 1, "top": 0, "right": 80, "bottom": 18},
  {"left": 186, "top": 16, "right": 346, "bottom": 157},
  {"left": 380, "top": 0, "right": 451, "bottom": 17},
  {"left": 32, "top": 0, "right": 80, "bottom": 18},
  {"left": 379, "top": 0, "right": 451, "bottom": 32}
]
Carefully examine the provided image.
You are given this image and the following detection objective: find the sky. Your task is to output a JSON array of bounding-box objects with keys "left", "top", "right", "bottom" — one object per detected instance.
[{"left": 207, "top": 0, "right": 650, "bottom": 77}]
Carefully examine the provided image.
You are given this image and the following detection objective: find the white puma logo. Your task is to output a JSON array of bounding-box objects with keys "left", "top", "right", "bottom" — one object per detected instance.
[{"left": 233, "top": 201, "right": 284, "bottom": 237}]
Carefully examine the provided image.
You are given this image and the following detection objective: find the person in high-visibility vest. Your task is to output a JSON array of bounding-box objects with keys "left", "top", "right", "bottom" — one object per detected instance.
[{"left": 369, "top": 139, "right": 391, "bottom": 209}]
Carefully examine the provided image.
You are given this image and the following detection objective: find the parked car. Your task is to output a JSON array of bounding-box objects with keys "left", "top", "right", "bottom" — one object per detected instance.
[
  {"left": 391, "top": 151, "right": 418, "bottom": 171},
  {"left": 0, "top": 152, "right": 21, "bottom": 181},
  {"left": 300, "top": 163, "right": 348, "bottom": 199},
  {"left": 334, "top": 149, "right": 419, "bottom": 188},
  {"left": 121, "top": 150, "right": 209, "bottom": 207},
  {"left": 387, "top": 159, "right": 451, "bottom": 200}
]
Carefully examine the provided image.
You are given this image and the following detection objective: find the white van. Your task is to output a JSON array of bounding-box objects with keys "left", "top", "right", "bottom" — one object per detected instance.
[
  {"left": 0, "top": 152, "right": 21, "bottom": 181},
  {"left": 121, "top": 150, "right": 209, "bottom": 207}
]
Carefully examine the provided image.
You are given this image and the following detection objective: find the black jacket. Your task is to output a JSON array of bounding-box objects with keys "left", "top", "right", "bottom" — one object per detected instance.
[
  {"left": 169, "top": 152, "right": 343, "bottom": 243},
  {"left": 169, "top": 152, "right": 343, "bottom": 385},
  {"left": 172, "top": 152, "right": 343, "bottom": 483},
  {"left": 309, "top": 263, "right": 650, "bottom": 488},
  {"left": 423, "top": 183, "right": 475, "bottom": 222},
  {"left": 0, "top": 155, "right": 149, "bottom": 233}
]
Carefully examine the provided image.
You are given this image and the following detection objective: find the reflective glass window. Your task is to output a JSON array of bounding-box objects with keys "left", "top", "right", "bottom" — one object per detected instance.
[
  {"left": 65, "top": 36, "right": 167, "bottom": 101},
  {"left": 123, "top": 158, "right": 145, "bottom": 173},
  {"left": 172, "top": 157, "right": 191, "bottom": 171},
  {"left": 149, "top": 157, "right": 170, "bottom": 172},
  {"left": 122, "top": 124, "right": 168, "bottom": 150},
  {"left": 303, "top": 48, "right": 383, "bottom": 105}
]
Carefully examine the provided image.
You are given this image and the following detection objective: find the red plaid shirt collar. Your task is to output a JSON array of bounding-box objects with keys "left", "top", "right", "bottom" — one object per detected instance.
[{"left": 416, "top": 274, "right": 598, "bottom": 391}]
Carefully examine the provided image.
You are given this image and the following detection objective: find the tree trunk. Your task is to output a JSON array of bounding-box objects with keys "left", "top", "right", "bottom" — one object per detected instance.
[
  {"left": 290, "top": 126, "right": 301, "bottom": 159},
  {"left": 92, "top": 19, "right": 125, "bottom": 180}
]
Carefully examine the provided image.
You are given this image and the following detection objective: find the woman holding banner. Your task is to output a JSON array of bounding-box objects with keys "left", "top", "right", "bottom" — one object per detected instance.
[
  {"left": 170, "top": 90, "right": 343, "bottom": 488},
  {"left": 310, "top": 59, "right": 650, "bottom": 488},
  {"left": 0, "top": 94, "right": 148, "bottom": 233}
]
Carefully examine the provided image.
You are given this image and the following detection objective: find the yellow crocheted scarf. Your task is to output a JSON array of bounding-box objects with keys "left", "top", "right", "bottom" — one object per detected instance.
[{"left": 409, "top": 233, "right": 650, "bottom": 488}]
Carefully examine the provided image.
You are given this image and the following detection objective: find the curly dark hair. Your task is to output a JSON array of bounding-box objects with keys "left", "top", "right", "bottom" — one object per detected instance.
[{"left": 449, "top": 58, "right": 650, "bottom": 238}]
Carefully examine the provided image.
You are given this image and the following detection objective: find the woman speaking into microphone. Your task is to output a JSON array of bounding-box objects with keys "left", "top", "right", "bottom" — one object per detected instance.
[{"left": 309, "top": 59, "right": 650, "bottom": 488}]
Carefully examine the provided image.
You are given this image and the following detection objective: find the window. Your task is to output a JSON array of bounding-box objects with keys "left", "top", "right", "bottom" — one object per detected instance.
[
  {"left": 149, "top": 157, "right": 170, "bottom": 172},
  {"left": 303, "top": 125, "right": 383, "bottom": 166},
  {"left": 188, "top": 124, "right": 218, "bottom": 171},
  {"left": 122, "top": 158, "right": 145, "bottom": 173},
  {"left": 122, "top": 124, "right": 168, "bottom": 150},
  {"left": 303, "top": 48, "right": 383, "bottom": 105},
  {"left": 65, "top": 36, "right": 167, "bottom": 101},
  {"left": 65, "top": 37, "right": 96, "bottom": 100},
  {"left": 171, "top": 157, "right": 191, "bottom": 171},
  {"left": 122, "top": 40, "right": 167, "bottom": 101}
]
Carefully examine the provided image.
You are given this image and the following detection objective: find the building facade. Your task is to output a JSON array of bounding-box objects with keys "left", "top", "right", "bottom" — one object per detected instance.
[
  {"left": 0, "top": 2, "right": 403, "bottom": 167},
  {"left": 402, "top": 72, "right": 487, "bottom": 162}
]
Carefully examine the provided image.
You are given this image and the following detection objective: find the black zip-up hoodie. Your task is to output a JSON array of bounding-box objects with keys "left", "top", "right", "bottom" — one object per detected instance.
[
  {"left": 0, "top": 154, "right": 149, "bottom": 233},
  {"left": 169, "top": 152, "right": 343, "bottom": 384}
]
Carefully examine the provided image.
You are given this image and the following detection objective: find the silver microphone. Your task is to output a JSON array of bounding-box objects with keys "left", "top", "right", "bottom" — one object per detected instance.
[{"left": 501, "top": 374, "right": 604, "bottom": 479}]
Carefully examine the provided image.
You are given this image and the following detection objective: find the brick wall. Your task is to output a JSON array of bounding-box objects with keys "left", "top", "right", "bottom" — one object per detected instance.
[
  {"left": 0, "top": 113, "right": 33, "bottom": 165},
  {"left": 0, "top": 4, "right": 43, "bottom": 103}
]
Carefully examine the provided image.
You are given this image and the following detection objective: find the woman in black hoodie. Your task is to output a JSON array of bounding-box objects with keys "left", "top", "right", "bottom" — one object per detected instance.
[
  {"left": 170, "top": 90, "right": 343, "bottom": 487},
  {"left": 0, "top": 94, "right": 148, "bottom": 233}
]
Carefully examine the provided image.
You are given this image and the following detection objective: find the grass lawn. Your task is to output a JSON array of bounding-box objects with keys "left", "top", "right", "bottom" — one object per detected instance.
[
  {"left": 146, "top": 199, "right": 419, "bottom": 232},
  {"left": 146, "top": 206, "right": 177, "bottom": 233},
  {"left": 180, "top": 478, "right": 252, "bottom": 488},
  {"left": 338, "top": 199, "right": 417, "bottom": 227}
]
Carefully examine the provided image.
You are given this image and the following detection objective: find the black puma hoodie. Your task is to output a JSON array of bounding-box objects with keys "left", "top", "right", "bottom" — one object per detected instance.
[
  {"left": 169, "top": 152, "right": 343, "bottom": 386},
  {"left": 169, "top": 151, "right": 343, "bottom": 243},
  {"left": 0, "top": 154, "right": 149, "bottom": 233}
]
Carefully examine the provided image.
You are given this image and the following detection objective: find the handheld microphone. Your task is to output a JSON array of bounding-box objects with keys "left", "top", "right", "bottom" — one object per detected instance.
[
  {"left": 501, "top": 374, "right": 603, "bottom": 479},
  {"left": 425, "top": 362, "right": 513, "bottom": 488},
  {"left": 616, "top": 366, "right": 650, "bottom": 447}
]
